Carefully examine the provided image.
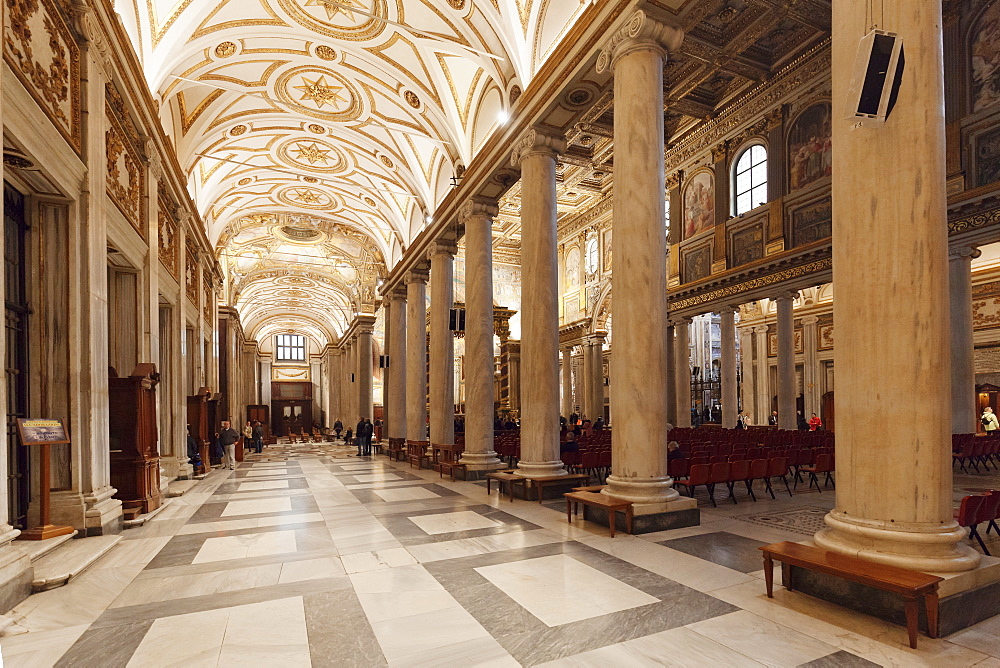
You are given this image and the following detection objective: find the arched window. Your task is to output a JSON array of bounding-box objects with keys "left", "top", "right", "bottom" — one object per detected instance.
[
  {"left": 732, "top": 144, "right": 767, "bottom": 216},
  {"left": 585, "top": 236, "right": 598, "bottom": 275},
  {"left": 276, "top": 334, "right": 306, "bottom": 361}
]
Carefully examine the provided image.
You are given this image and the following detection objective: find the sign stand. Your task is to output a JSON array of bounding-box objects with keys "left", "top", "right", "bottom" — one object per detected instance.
[{"left": 16, "top": 419, "right": 75, "bottom": 541}]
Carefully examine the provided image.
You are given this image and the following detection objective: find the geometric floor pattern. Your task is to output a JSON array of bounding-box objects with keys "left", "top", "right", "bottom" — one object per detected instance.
[{"left": 1, "top": 439, "right": 998, "bottom": 666}]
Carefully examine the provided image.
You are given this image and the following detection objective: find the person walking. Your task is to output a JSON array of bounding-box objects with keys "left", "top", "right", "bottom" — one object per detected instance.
[
  {"left": 808, "top": 413, "right": 823, "bottom": 431},
  {"left": 355, "top": 417, "right": 366, "bottom": 456},
  {"left": 251, "top": 421, "right": 264, "bottom": 454},
  {"left": 983, "top": 406, "right": 999, "bottom": 433},
  {"left": 218, "top": 420, "right": 241, "bottom": 470},
  {"left": 334, "top": 418, "right": 343, "bottom": 441}
]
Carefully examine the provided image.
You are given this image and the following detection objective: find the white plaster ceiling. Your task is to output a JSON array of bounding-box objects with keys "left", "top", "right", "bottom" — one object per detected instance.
[{"left": 113, "top": 0, "right": 591, "bottom": 343}]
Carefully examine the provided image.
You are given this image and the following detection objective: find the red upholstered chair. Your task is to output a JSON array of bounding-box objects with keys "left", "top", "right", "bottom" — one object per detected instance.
[
  {"left": 674, "top": 464, "right": 711, "bottom": 503},
  {"left": 746, "top": 458, "right": 769, "bottom": 501},
  {"left": 800, "top": 453, "right": 835, "bottom": 492},
  {"left": 766, "top": 456, "right": 793, "bottom": 497},
  {"left": 986, "top": 490, "right": 1000, "bottom": 536},
  {"left": 955, "top": 495, "right": 989, "bottom": 555},
  {"left": 705, "top": 462, "right": 731, "bottom": 508},
  {"left": 976, "top": 492, "right": 1000, "bottom": 553},
  {"left": 726, "top": 459, "right": 752, "bottom": 504},
  {"left": 689, "top": 456, "right": 709, "bottom": 466},
  {"left": 667, "top": 457, "right": 689, "bottom": 480}
]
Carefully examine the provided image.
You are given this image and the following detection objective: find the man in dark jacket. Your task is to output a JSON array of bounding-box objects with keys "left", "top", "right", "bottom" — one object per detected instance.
[
  {"left": 251, "top": 421, "right": 264, "bottom": 453},
  {"left": 334, "top": 419, "right": 343, "bottom": 440},
  {"left": 219, "top": 421, "right": 240, "bottom": 470},
  {"left": 362, "top": 418, "right": 374, "bottom": 456},
  {"left": 356, "top": 417, "right": 366, "bottom": 456}
]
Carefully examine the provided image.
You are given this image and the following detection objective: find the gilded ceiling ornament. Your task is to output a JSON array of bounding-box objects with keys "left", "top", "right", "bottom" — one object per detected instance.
[
  {"left": 292, "top": 141, "right": 333, "bottom": 164},
  {"left": 509, "top": 85, "right": 522, "bottom": 106},
  {"left": 404, "top": 90, "right": 421, "bottom": 109},
  {"left": 238, "top": 177, "right": 253, "bottom": 186},
  {"left": 230, "top": 125, "right": 248, "bottom": 136},
  {"left": 379, "top": 155, "right": 394, "bottom": 169},
  {"left": 305, "top": 0, "right": 364, "bottom": 21},
  {"left": 308, "top": 124, "right": 326, "bottom": 134},
  {"left": 315, "top": 45, "right": 337, "bottom": 61},
  {"left": 303, "top": 176, "right": 319, "bottom": 183},
  {"left": 215, "top": 42, "right": 237, "bottom": 58},
  {"left": 294, "top": 76, "right": 348, "bottom": 109},
  {"left": 447, "top": 0, "right": 465, "bottom": 8},
  {"left": 363, "top": 197, "right": 376, "bottom": 207}
]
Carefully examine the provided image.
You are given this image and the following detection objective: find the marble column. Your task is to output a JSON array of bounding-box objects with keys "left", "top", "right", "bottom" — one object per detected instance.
[
  {"left": 739, "top": 327, "right": 756, "bottom": 422},
  {"left": 814, "top": 0, "right": 978, "bottom": 571},
  {"left": 460, "top": 197, "right": 502, "bottom": 470},
  {"left": 598, "top": 10, "right": 683, "bottom": 504},
  {"left": 666, "top": 323, "right": 676, "bottom": 424},
  {"left": 260, "top": 359, "right": 272, "bottom": 406},
  {"left": 775, "top": 292, "right": 797, "bottom": 429},
  {"left": 328, "top": 348, "right": 342, "bottom": 424},
  {"left": 429, "top": 241, "right": 457, "bottom": 449},
  {"left": 950, "top": 246, "right": 980, "bottom": 435},
  {"left": 356, "top": 319, "right": 374, "bottom": 421},
  {"left": 720, "top": 307, "right": 738, "bottom": 428},
  {"left": 580, "top": 341, "right": 594, "bottom": 420},
  {"left": 406, "top": 268, "right": 429, "bottom": 445},
  {"left": 387, "top": 288, "right": 407, "bottom": 448},
  {"left": 801, "top": 316, "right": 820, "bottom": 419},
  {"left": 561, "top": 347, "right": 573, "bottom": 418},
  {"left": 674, "top": 318, "right": 692, "bottom": 427},
  {"left": 510, "top": 127, "right": 566, "bottom": 478},
  {"left": 587, "top": 334, "right": 607, "bottom": 423},
  {"left": 754, "top": 325, "right": 770, "bottom": 423}
]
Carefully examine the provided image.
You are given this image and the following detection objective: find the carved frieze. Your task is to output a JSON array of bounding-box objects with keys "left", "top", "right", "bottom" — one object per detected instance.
[
  {"left": 203, "top": 277, "right": 213, "bottom": 322},
  {"left": 3, "top": 0, "right": 82, "bottom": 153},
  {"left": 669, "top": 257, "right": 832, "bottom": 312}
]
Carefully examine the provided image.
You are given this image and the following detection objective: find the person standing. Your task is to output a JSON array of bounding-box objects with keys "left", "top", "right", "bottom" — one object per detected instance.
[
  {"left": 982, "top": 407, "right": 998, "bottom": 433},
  {"left": 768, "top": 410, "right": 779, "bottom": 426},
  {"left": 251, "top": 421, "right": 264, "bottom": 454},
  {"left": 334, "top": 418, "right": 343, "bottom": 440},
  {"left": 218, "top": 421, "right": 241, "bottom": 470},
  {"left": 355, "top": 417, "right": 366, "bottom": 456},
  {"left": 362, "top": 418, "right": 374, "bottom": 456}
]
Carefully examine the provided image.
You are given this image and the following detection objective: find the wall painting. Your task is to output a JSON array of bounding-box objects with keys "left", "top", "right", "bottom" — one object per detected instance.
[
  {"left": 788, "top": 103, "right": 832, "bottom": 191},
  {"left": 683, "top": 171, "right": 715, "bottom": 239}
]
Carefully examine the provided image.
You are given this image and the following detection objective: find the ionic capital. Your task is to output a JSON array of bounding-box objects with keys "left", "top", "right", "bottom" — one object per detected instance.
[
  {"left": 510, "top": 127, "right": 566, "bottom": 167},
  {"left": 596, "top": 10, "right": 684, "bottom": 74},
  {"left": 460, "top": 196, "right": 499, "bottom": 222},
  {"left": 949, "top": 245, "right": 982, "bottom": 261},
  {"left": 405, "top": 266, "right": 429, "bottom": 285},
  {"left": 773, "top": 290, "right": 799, "bottom": 304},
  {"left": 387, "top": 286, "right": 408, "bottom": 303},
  {"left": 427, "top": 239, "right": 458, "bottom": 261}
]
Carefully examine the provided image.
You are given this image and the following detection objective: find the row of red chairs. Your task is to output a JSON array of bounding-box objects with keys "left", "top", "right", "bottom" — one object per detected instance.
[
  {"left": 955, "top": 490, "right": 1000, "bottom": 555},
  {"left": 669, "top": 426, "right": 834, "bottom": 448},
  {"left": 953, "top": 437, "right": 1000, "bottom": 473},
  {"left": 673, "top": 457, "right": 794, "bottom": 507}
]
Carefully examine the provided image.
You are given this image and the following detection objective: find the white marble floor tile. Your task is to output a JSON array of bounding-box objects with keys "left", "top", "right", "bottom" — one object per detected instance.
[
  {"left": 405, "top": 529, "right": 561, "bottom": 564},
  {"left": 193, "top": 529, "right": 298, "bottom": 564},
  {"left": 372, "top": 487, "right": 440, "bottom": 503},
  {"left": 112, "top": 564, "right": 282, "bottom": 608},
  {"left": 357, "top": 590, "right": 460, "bottom": 625},
  {"left": 0, "top": 623, "right": 90, "bottom": 668},
  {"left": 258, "top": 512, "right": 325, "bottom": 529},
  {"left": 237, "top": 480, "right": 290, "bottom": 492},
  {"left": 278, "top": 556, "right": 345, "bottom": 583},
  {"left": 90, "top": 536, "right": 172, "bottom": 570},
  {"left": 127, "top": 606, "right": 229, "bottom": 667},
  {"left": 371, "top": 604, "right": 491, "bottom": 662},
  {"left": 354, "top": 473, "right": 403, "bottom": 483},
  {"left": 219, "top": 596, "right": 311, "bottom": 667},
  {"left": 537, "top": 626, "right": 765, "bottom": 667},
  {"left": 408, "top": 510, "right": 502, "bottom": 535},
  {"left": 948, "top": 612, "right": 1000, "bottom": 657},
  {"left": 350, "top": 564, "right": 444, "bottom": 595},
  {"left": 340, "top": 547, "right": 418, "bottom": 574},
  {"left": 389, "top": 635, "right": 520, "bottom": 667},
  {"left": 244, "top": 469, "right": 293, "bottom": 477},
  {"left": 686, "top": 610, "right": 837, "bottom": 667},
  {"left": 178, "top": 517, "right": 262, "bottom": 535},
  {"left": 475, "top": 554, "right": 659, "bottom": 627},
  {"left": 220, "top": 496, "right": 293, "bottom": 517}
]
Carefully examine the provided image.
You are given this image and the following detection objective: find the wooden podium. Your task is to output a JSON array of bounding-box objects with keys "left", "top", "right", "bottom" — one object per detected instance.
[
  {"left": 16, "top": 419, "right": 75, "bottom": 540},
  {"left": 109, "top": 364, "right": 162, "bottom": 519}
]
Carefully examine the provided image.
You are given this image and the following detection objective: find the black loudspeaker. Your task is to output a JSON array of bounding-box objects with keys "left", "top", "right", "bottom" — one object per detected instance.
[
  {"left": 449, "top": 308, "right": 466, "bottom": 332},
  {"left": 379, "top": 355, "right": 389, "bottom": 369},
  {"left": 350, "top": 373, "right": 355, "bottom": 382},
  {"left": 847, "top": 30, "right": 905, "bottom": 126}
]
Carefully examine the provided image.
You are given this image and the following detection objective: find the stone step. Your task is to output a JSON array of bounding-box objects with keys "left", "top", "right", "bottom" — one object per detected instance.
[
  {"left": 123, "top": 500, "right": 171, "bottom": 529},
  {"left": 166, "top": 479, "right": 198, "bottom": 498},
  {"left": 30, "top": 535, "right": 122, "bottom": 592},
  {"left": 18, "top": 531, "right": 78, "bottom": 563}
]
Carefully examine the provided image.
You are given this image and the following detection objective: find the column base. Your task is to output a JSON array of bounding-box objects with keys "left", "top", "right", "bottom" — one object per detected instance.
[
  {"left": 515, "top": 460, "right": 566, "bottom": 478},
  {"left": 784, "top": 541, "right": 1000, "bottom": 636},
  {"left": 83, "top": 486, "right": 124, "bottom": 536},
  {"left": 603, "top": 474, "right": 680, "bottom": 505},
  {"left": 584, "top": 496, "right": 699, "bottom": 534},
  {"left": 0, "top": 526, "right": 31, "bottom": 614},
  {"left": 459, "top": 451, "right": 503, "bottom": 471},
  {"left": 814, "top": 509, "right": 981, "bottom": 573},
  {"left": 160, "top": 456, "right": 194, "bottom": 481}
]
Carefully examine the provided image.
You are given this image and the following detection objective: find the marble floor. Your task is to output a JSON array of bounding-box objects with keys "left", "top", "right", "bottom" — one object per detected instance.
[{"left": 2, "top": 441, "right": 999, "bottom": 667}]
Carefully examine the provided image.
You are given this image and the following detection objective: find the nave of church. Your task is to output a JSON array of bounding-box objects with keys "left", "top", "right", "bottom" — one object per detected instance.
[{"left": 3, "top": 0, "right": 1000, "bottom": 664}]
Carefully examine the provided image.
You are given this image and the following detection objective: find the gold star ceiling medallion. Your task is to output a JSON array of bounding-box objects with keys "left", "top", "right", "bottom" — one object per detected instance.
[
  {"left": 294, "top": 76, "right": 348, "bottom": 110},
  {"left": 293, "top": 142, "right": 332, "bottom": 165},
  {"left": 305, "top": 0, "right": 366, "bottom": 21}
]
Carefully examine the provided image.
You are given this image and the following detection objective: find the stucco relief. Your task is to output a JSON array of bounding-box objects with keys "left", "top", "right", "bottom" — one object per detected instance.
[
  {"left": 3, "top": 0, "right": 81, "bottom": 152},
  {"left": 158, "top": 200, "right": 179, "bottom": 280},
  {"left": 185, "top": 240, "right": 199, "bottom": 306},
  {"left": 973, "top": 296, "right": 1000, "bottom": 330},
  {"left": 106, "top": 101, "right": 146, "bottom": 237}
]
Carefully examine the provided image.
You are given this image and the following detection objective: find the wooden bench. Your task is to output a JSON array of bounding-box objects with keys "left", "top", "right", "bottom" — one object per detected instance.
[
  {"left": 564, "top": 491, "right": 633, "bottom": 537},
  {"left": 760, "top": 541, "right": 942, "bottom": 649},
  {"left": 486, "top": 471, "right": 520, "bottom": 502},
  {"left": 572, "top": 485, "right": 606, "bottom": 493},
  {"left": 524, "top": 473, "right": 591, "bottom": 502},
  {"left": 438, "top": 460, "right": 467, "bottom": 481}
]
